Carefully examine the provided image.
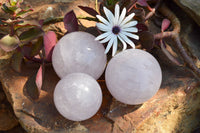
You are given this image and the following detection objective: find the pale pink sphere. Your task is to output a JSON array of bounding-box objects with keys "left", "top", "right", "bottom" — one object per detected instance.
[
  {"left": 105, "top": 49, "right": 162, "bottom": 105},
  {"left": 52, "top": 31, "right": 107, "bottom": 79},
  {"left": 54, "top": 73, "right": 102, "bottom": 121}
]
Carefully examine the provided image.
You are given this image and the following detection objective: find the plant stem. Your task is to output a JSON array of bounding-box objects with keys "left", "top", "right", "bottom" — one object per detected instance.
[
  {"left": 145, "top": 0, "right": 161, "bottom": 20},
  {"left": 155, "top": 4, "right": 200, "bottom": 79}
]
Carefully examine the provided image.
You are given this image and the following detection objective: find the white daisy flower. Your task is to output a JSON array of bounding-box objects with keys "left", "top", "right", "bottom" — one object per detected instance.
[{"left": 95, "top": 4, "right": 139, "bottom": 56}]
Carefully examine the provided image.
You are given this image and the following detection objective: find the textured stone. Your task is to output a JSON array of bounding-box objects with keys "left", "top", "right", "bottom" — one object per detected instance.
[
  {"left": 173, "top": 0, "right": 200, "bottom": 26},
  {"left": 52, "top": 31, "right": 107, "bottom": 79},
  {"left": 0, "top": 88, "right": 18, "bottom": 131},
  {"left": 105, "top": 49, "right": 162, "bottom": 105},
  {"left": 54, "top": 73, "right": 102, "bottom": 121}
]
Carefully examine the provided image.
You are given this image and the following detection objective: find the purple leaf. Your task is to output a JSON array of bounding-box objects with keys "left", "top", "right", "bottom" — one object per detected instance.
[
  {"left": 161, "top": 19, "right": 171, "bottom": 32},
  {"left": 136, "top": 23, "right": 148, "bottom": 33},
  {"left": 78, "top": 6, "right": 98, "bottom": 17},
  {"left": 137, "top": 0, "right": 149, "bottom": 7},
  {"left": 161, "top": 41, "right": 181, "bottom": 66},
  {"left": 36, "top": 65, "right": 43, "bottom": 92},
  {"left": 139, "top": 31, "right": 154, "bottom": 50},
  {"left": 64, "top": 10, "right": 78, "bottom": 32},
  {"left": 44, "top": 31, "right": 57, "bottom": 61}
]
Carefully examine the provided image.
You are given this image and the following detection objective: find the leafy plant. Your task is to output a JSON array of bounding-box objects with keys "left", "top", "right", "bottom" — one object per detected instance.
[{"left": 0, "top": 0, "right": 57, "bottom": 98}]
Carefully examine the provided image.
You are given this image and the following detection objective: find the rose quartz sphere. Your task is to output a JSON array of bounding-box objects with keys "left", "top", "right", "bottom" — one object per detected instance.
[
  {"left": 54, "top": 73, "right": 102, "bottom": 121},
  {"left": 52, "top": 31, "right": 107, "bottom": 79},
  {"left": 105, "top": 49, "right": 162, "bottom": 105}
]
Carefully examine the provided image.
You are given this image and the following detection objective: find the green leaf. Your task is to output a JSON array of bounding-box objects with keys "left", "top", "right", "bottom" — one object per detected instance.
[
  {"left": 11, "top": 51, "right": 23, "bottom": 72},
  {"left": 1, "top": 3, "right": 14, "bottom": 14},
  {"left": 8, "top": 6, "right": 18, "bottom": 12},
  {"left": 16, "top": 8, "right": 33, "bottom": 17},
  {"left": 19, "top": 27, "right": 43, "bottom": 43},
  {"left": 30, "top": 36, "right": 43, "bottom": 57},
  {"left": 9, "top": 0, "right": 18, "bottom": 6},
  {"left": 0, "top": 35, "right": 19, "bottom": 52},
  {"left": 14, "top": 20, "right": 40, "bottom": 30}
]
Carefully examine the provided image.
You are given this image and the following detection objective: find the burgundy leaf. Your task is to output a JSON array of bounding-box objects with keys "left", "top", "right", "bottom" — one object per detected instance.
[
  {"left": 161, "top": 41, "right": 181, "bottom": 66},
  {"left": 161, "top": 19, "right": 171, "bottom": 32},
  {"left": 36, "top": 65, "right": 43, "bottom": 92},
  {"left": 137, "top": 0, "right": 149, "bottom": 7},
  {"left": 64, "top": 10, "right": 78, "bottom": 32},
  {"left": 139, "top": 31, "right": 154, "bottom": 50},
  {"left": 44, "top": 31, "right": 57, "bottom": 61},
  {"left": 78, "top": 6, "right": 98, "bottom": 17},
  {"left": 21, "top": 44, "right": 32, "bottom": 57},
  {"left": 136, "top": 23, "right": 148, "bottom": 33}
]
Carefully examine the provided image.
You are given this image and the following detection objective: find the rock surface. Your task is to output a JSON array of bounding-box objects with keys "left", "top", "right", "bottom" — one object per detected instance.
[
  {"left": 0, "top": 85, "right": 19, "bottom": 131},
  {"left": 0, "top": 51, "right": 200, "bottom": 132},
  {"left": 0, "top": 0, "right": 200, "bottom": 132},
  {"left": 173, "top": 0, "right": 200, "bottom": 26}
]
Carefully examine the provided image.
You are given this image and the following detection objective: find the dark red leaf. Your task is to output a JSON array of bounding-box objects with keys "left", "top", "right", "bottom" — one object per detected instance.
[
  {"left": 21, "top": 44, "right": 32, "bottom": 57},
  {"left": 161, "top": 19, "right": 171, "bottom": 32},
  {"left": 78, "top": 6, "right": 98, "bottom": 17},
  {"left": 44, "top": 31, "right": 57, "bottom": 61},
  {"left": 139, "top": 31, "right": 154, "bottom": 50},
  {"left": 64, "top": 10, "right": 78, "bottom": 32},
  {"left": 161, "top": 41, "right": 181, "bottom": 66},
  {"left": 137, "top": 0, "right": 149, "bottom": 7},
  {"left": 36, "top": 65, "right": 43, "bottom": 92},
  {"left": 136, "top": 23, "right": 148, "bottom": 33}
]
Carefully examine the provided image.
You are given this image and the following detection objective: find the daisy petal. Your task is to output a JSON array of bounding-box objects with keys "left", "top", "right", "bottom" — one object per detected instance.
[
  {"left": 121, "top": 21, "right": 138, "bottom": 28},
  {"left": 104, "top": 35, "right": 115, "bottom": 54},
  {"left": 99, "top": 33, "right": 113, "bottom": 43},
  {"left": 122, "top": 27, "right": 138, "bottom": 33},
  {"left": 112, "top": 36, "right": 118, "bottom": 56},
  {"left": 119, "top": 33, "right": 135, "bottom": 49},
  {"left": 96, "top": 15, "right": 110, "bottom": 26},
  {"left": 120, "top": 12, "right": 135, "bottom": 26},
  {"left": 103, "top": 7, "right": 114, "bottom": 25},
  {"left": 96, "top": 23, "right": 111, "bottom": 32},
  {"left": 121, "top": 31, "right": 139, "bottom": 40},
  {"left": 114, "top": 4, "right": 120, "bottom": 25},
  {"left": 118, "top": 8, "right": 126, "bottom": 25},
  {"left": 95, "top": 32, "right": 111, "bottom": 41},
  {"left": 117, "top": 35, "right": 127, "bottom": 51}
]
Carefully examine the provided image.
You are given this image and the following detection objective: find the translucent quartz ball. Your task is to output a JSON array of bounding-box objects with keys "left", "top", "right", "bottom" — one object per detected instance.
[
  {"left": 105, "top": 49, "right": 162, "bottom": 105},
  {"left": 52, "top": 31, "right": 107, "bottom": 79},
  {"left": 54, "top": 73, "right": 102, "bottom": 121}
]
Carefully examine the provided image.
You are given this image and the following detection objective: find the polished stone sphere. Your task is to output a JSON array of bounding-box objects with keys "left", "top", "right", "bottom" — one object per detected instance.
[
  {"left": 105, "top": 49, "right": 162, "bottom": 105},
  {"left": 52, "top": 31, "right": 107, "bottom": 79},
  {"left": 54, "top": 73, "right": 102, "bottom": 121}
]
